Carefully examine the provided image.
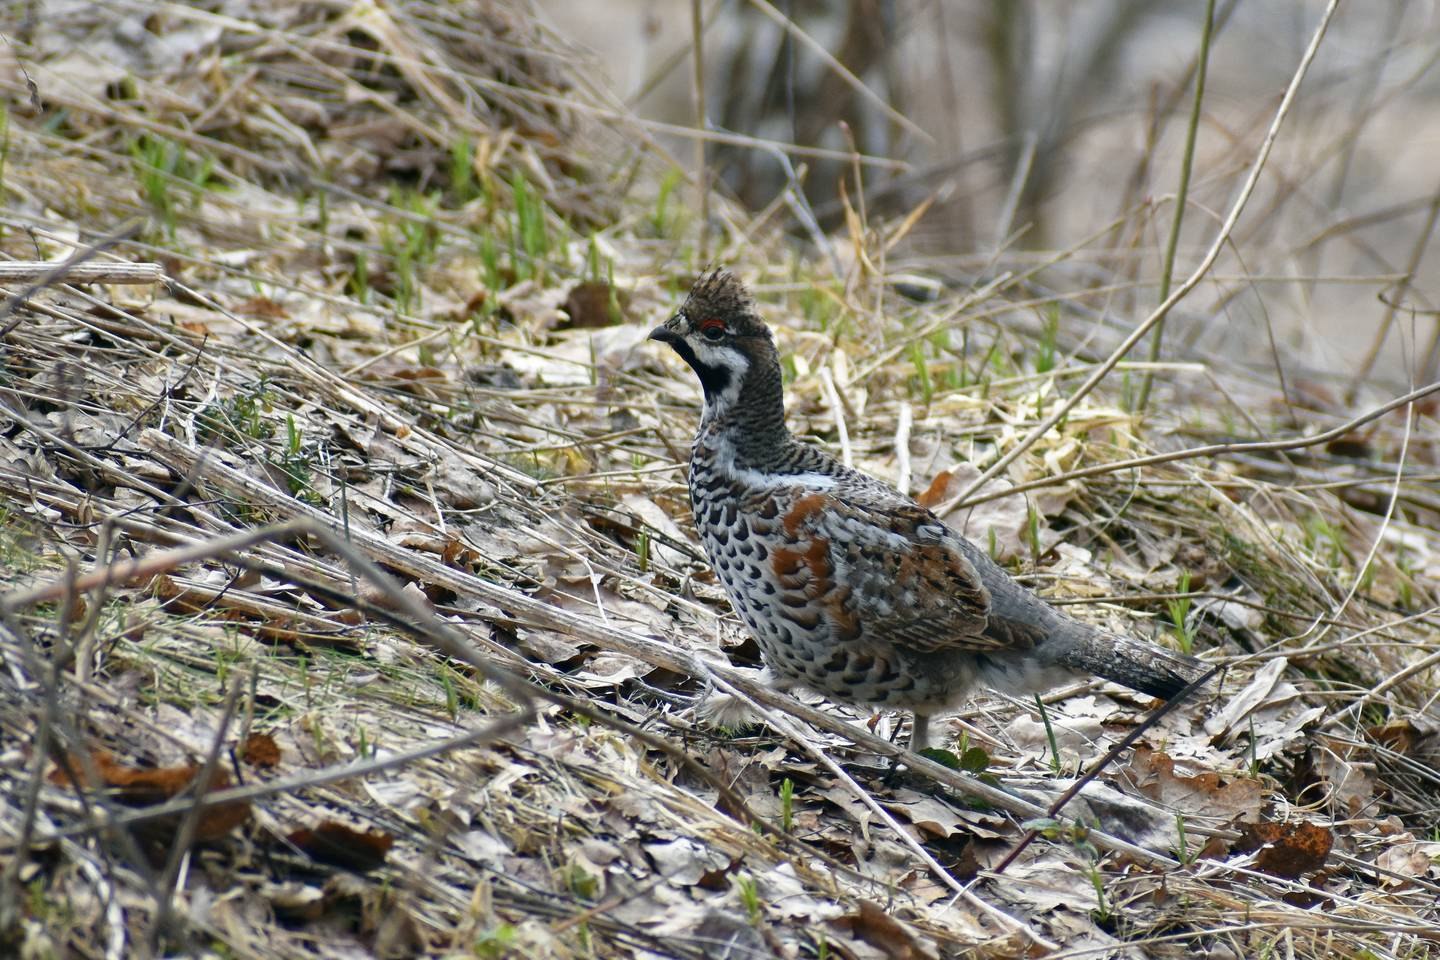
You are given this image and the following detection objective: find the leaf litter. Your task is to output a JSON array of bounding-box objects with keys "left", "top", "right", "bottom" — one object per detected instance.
[{"left": 0, "top": 1, "right": 1438, "bottom": 957}]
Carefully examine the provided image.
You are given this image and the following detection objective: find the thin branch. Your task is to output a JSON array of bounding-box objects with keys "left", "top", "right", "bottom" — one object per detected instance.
[{"left": 0, "top": 261, "right": 163, "bottom": 284}]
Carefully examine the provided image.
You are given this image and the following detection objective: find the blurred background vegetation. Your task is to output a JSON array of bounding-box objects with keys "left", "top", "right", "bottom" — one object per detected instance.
[
  {"left": 540, "top": 0, "right": 1440, "bottom": 391},
  {"left": 2, "top": 2, "right": 1439, "bottom": 955}
]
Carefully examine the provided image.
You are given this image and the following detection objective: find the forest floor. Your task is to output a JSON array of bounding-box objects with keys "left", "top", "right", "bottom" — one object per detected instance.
[{"left": 2, "top": 3, "right": 1440, "bottom": 958}]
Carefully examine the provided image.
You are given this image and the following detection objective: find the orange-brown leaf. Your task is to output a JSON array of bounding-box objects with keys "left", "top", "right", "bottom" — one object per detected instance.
[
  {"left": 239, "top": 733, "right": 281, "bottom": 769},
  {"left": 1235, "top": 821, "right": 1333, "bottom": 879},
  {"left": 288, "top": 821, "right": 395, "bottom": 872}
]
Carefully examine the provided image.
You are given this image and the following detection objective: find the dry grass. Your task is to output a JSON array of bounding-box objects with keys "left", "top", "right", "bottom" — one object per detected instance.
[{"left": 1, "top": 2, "right": 1439, "bottom": 958}]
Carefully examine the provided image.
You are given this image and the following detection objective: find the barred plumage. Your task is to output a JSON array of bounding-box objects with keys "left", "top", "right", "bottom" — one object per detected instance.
[{"left": 651, "top": 270, "right": 1208, "bottom": 749}]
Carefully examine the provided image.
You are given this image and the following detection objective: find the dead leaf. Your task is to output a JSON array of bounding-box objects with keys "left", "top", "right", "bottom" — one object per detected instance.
[
  {"left": 1233, "top": 821, "right": 1333, "bottom": 878},
  {"left": 49, "top": 750, "right": 249, "bottom": 846},
  {"left": 1304, "top": 736, "right": 1378, "bottom": 817},
  {"left": 1007, "top": 712, "right": 1105, "bottom": 760},
  {"left": 504, "top": 323, "right": 652, "bottom": 388},
  {"left": 1014, "top": 779, "right": 1180, "bottom": 853},
  {"left": 558, "top": 280, "right": 626, "bottom": 329},
  {"left": 885, "top": 789, "right": 1003, "bottom": 840},
  {"left": 287, "top": 821, "right": 395, "bottom": 872},
  {"left": 1122, "top": 747, "right": 1266, "bottom": 822},
  {"left": 569, "top": 650, "right": 650, "bottom": 687},
  {"left": 1205, "top": 658, "right": 1295, "bottom": 737},
  {"left": 454, "top": 829, "right": 511, "bottom": 869},
  {"left": 240, "top": 732, "right": 281, "bottom": 769},
  {"left": 357, "top": 579, "right": 435, "bottom": 616},
  {"left": 234, "top": 296, "right": 289, "bottom": 320},
  {"left": 619, "top": 493, "right": 692, "bottom": 569},
  {"left": 363, "top": 362, "right": 451, "bottom": 400},
  {"left": 832, "top": 901, "right": 937, "bottom": 960},
  {"left": 1375, "top": 837, "right": 1440, "bottom": 886},
  {"left": 513, "top": 627, "right": 585, "bottom": 664},
  {"left": 1370, "top": 718, "right": 1439, "bottom": 755},
  {"left": 644, "top": 838, "right": 731, "bottom": 886}
]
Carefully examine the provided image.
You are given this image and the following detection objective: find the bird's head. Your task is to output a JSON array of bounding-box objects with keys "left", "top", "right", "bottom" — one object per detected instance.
[{"left": 649, "top": 269, "right": 780, "bottom": 418}]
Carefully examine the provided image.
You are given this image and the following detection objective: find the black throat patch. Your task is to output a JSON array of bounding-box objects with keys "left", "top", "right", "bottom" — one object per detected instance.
[{"left": 668, "top": 339, "right": 735, "bottom": 402}]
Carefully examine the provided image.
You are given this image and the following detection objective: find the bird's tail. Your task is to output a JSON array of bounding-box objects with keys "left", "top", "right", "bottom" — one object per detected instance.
[{"left": 1051, "top": 626, "right": 1210, "bottom": 701}]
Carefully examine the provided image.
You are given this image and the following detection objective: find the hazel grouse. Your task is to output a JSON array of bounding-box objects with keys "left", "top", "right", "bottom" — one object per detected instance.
[{"left": 649, "top": 270, "right": 1207, "bottom": 750}]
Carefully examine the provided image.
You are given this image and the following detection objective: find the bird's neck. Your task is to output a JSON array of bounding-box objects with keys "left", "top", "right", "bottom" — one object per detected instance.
[{"left": 698, "top": 355, "right": 791, "bottom": 469}]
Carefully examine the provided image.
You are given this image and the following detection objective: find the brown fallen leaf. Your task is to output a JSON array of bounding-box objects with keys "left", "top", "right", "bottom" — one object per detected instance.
[
  {"left": 830, "top": 901, "right": 937, "bottom": 960},
  {"left": 287, "top": 820, "right": 395, "bottom": 872},
  {"left": 239, "top": 732, "right": 281, "bottom": 769},
  {"left": 1370, "top": 718, "right": 1435, "bottom": 755},
  {"left": 357, "top": 578, "right": 436, "bottom": 616},
  {"left": 49, "top": 749, "right": 249, "bottom": 847},
  {"left": 1122, "top": 746, "right": 1266, "bottom": 822},
  {"left": 1308, "top": 741, "right": 1377, "bottom": 818},
  {"left": 1370, "top": 716, "right": 1440, "bottom": 796},
  {"left": 1376, "top": 837, "right": 1440, "bottom": 887},
  {"left": 1233, "top": 821, "right": 1333, "bottom": 879},
  {"left": 233, "top": 296, "right": 289, "bottom": 320},
  {"left": 558, "top": 280, "right": 626, "bottom": 329},
  {"left": 371, "top": 363, "right": 451, "bottom": 400}
]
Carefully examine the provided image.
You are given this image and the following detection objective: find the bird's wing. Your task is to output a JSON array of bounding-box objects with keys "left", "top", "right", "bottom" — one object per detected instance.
[{"left": 762, "top": 487, "right": 1006, "bottom": 654}]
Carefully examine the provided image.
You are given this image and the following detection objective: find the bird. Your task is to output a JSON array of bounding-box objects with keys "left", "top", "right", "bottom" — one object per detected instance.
[{"left": 649, "top": 269, "right": 1209, "bottom": 751}]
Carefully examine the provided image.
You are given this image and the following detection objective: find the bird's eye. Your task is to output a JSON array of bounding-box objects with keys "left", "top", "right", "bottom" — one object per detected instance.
[{"left": 699, "top": 319, "right": 726, "bottom": 341}]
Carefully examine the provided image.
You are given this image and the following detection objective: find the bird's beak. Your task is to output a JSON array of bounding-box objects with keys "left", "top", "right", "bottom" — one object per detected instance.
[{"left": 648, "top": 321, "right": 683, "bottom": 346}]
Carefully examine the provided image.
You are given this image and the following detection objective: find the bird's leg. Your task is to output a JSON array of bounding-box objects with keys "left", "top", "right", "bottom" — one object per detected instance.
[{"left": 910, "top": 712, "right": 932, "bottom": 753}]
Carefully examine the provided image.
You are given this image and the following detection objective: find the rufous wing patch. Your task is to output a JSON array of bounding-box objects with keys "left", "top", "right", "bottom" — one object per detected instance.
[
  {"left": 782, "top": 493, "right": 832, "bottom": 537},
  {"left": 771, "top": 538, "right": 835, "bottom": 596}
]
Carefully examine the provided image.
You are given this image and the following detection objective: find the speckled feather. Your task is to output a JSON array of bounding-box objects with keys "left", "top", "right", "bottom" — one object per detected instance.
[{"left": 652, "top": 270, "right": 1208, "bottom": 746}]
